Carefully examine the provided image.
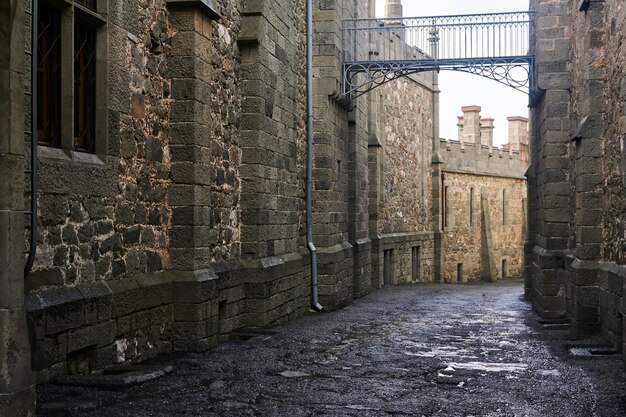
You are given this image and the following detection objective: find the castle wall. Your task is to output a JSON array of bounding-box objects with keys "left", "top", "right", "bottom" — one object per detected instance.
[
  {"left": 530, "top": 0, "right": 626, "bottom": 355},
  {"left": 441, "top": 138, "right": 527, "bottom": 283},
  {"left": 368, "top": 74, "right": 436, "bottom": 287},
  {"left": 18, "top": 0, "right": 372, "bottom": 382},
  {"left": 0, "top": 0, "right": 35, "bottom": 412}
]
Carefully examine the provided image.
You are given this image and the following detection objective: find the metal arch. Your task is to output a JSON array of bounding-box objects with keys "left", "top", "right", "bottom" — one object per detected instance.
[
  {"left": 341, "top": 11, "right": 535, "bottom": 100},
  {"left": 343, "top": 57, "right": 534, "bottom": 99}
]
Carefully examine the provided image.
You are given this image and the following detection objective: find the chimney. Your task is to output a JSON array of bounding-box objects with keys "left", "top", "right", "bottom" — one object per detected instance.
[
  {"left": 457, "top": 116, "right": 464, "bottom": 141},
  {"left": 480, "top": 118, "right": 494, "bottom": 147},
  {"left": 460, "top": 105, "right": 481, "bottom": 144},
  {"left": 385, "top": 0, "right": 403, "bottom": 18},
  {"left": 507, "top": 116, "right": 529, "bottom": 151},
  {"left": 369, "top": 0, "right": 376, "bottom": 18}
]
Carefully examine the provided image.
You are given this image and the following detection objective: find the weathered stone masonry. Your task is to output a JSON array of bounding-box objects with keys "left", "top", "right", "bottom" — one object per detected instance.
[
  {"left": 1, "top": 2, "right": 534, "bottom": 412},
  {"left": 0, "top": 1, "right": 35, "bottom": 414},
  {"left": 13, "top": 0, "right": 375, "bottom": 385},
  {"left": 442, "top": 106, "right": 528, "bottom": 283},
  {"left": 528, "top": 0, "right": 626, "bottom": 358},
  {"left": 371, "top": 73, "right": 436, "bottom": 287}
]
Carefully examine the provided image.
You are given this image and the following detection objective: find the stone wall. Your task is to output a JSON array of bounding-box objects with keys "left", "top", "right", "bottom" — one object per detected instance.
[
  {"left": 0, "top": 0, "right": 35, "bottom": 413},
  {"left": 19, "top": 0, "right": 375, "bottom": 382},
  {"left": 442, "top": 107, "right": 528, "bottom": 283},
  {"left": 379, "top": 75, "right": 433, "bottom": 235},
  {"left": 442, "top": 172, "right": 526, "bottom": 282},
  {"left": 369, "top": 73, "right": 436, "bottom": 287},
  {"left": 530, "top": 0, "right": 626, "bottom": 356},
  {"left": 312, "top": 0, "right": 371, "bottom": 309}
]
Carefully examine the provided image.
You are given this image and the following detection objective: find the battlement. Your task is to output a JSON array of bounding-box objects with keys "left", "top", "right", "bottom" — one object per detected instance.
[{"left": 441, "top": 106, "right": 529, "bottom": 179}]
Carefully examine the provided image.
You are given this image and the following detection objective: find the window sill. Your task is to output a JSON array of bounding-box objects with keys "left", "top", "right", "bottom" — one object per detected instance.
[{"left": 38, "top": 145, "right": 106, "bottom": 167}]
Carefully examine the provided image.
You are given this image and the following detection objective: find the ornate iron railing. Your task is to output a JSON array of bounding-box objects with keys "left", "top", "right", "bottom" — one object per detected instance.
[{"left": 343, "top": 11, "right": 534, "bottom": 98}]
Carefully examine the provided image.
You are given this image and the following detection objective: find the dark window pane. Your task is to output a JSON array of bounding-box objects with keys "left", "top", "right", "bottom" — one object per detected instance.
[
  {"left": 76, "top": 0, "right": 97, "bottom": 11},
  {"left": 73, "top": 19, "right": 96, "bottom": 152},
  {"left": 37, "top": 3, "right": 62, "bottom": 147}
]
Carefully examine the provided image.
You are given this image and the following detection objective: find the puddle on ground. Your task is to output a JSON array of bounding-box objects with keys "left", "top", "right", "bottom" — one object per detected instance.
[
  {"left": 569, "top": 347, "right": 619, "bottom": 357},
  {"left": 403, "top": 348, "right": 477, "bottom": 359},
  {"left": 444, "top": 361, "right": 528, "bottom": 372},
  {"left": 537, "top": 369, "right": 561, "bottom": 377}
]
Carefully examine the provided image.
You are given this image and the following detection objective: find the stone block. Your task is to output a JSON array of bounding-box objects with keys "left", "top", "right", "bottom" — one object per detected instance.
[
  {"left": 575, "top": 209, "right": 602, "bottom": 227},
  {"left": 572, "top": 286, "right": 599, "bottom": 306},
  {"left": 534, "top": 294, "right": 567, "bottom": 316},
  {"left": 0, "top": 154, "right": 24, "bottom": 211},
  {"left": 172, "top": 319, "right": 213, "bottom": 344},
  {"left": 32, "top": 336, "right": 60, "bottom": 371},
  {"left": 0, "top": 387, "right": 35, "bottom": 417},
  {"left": 0, "top": 211, "right": 25, "bottom": 309},
  {"left": 77, "top": 282, "right": 113, "bottom": 324},
  {"left": 538, "top": 73, "right": 570, "bottom": 90},
  {"left": 172, "top": 270, "right": 218, "bottom": 304},
  {"left": 570, "top": 263, "right": 598, "bottom": 286},
  {"left": 571, "top": 321, "right": 600, "bottom": 339},
  {"left": 576, "top": 226, "right": 602, "bottom": 244},
  {"left": 575, "top": 243, "right": 601, "bottom": 261},
  {"left": 38, "top": 288, "right": 85, "bottom": 336},
  {"left": 174, "top": 301, "right": 213, "bottom": 322},
  {"left": 575, "top": 140, "right": 602, "bottom": 159},
  {"left": 66, "top": 321, "right": 117, "bottom": 354},
  {"left": 91, "top": 345, "right": 119, "bottom": 370},
  {"left": 0, "top": 308, "right": 33, "bottom": 392},
  {"left": 135, "top": 273, "right": 173, "bottom": 309},
  {"left": 109, "top": 279, "right": 142, "bottom": 318},
  {"left": 239, "top": 14, "right": 264, "bottom": 45}
]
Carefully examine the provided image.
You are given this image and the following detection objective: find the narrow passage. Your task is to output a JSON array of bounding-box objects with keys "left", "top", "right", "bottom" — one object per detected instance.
[{"left": 38, "top": 281, "right": 626, "bottom": 417}]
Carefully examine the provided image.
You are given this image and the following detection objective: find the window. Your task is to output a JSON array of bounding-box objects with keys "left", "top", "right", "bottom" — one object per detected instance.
[
  {"left": 383, "top": 249, "right": 394, "bottom": 286},
  {"left": 443, "top": 186, "right": 449, "bottom": 229},
  {"left": 502, "top": 189, "right": 507, "bottom": 225},
  {"left": 37, "top": 2, "right": 62, "bottom": 147},
  {"left": 412, "top": 246, "right": 420, "bottom": 281},
  {"left": 37, "top": 0, "right": 105, "bottom": 153},
  {"left": 73, "top": 18, "right": 97, "bottom": 151},
  {"left": 469, "top": 187, "right": 474, "bottom": 227}
]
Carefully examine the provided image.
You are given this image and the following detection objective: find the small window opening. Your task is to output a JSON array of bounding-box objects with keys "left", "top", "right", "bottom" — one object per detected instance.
[
  {"left": 469, "top": 188, "right": 474, "bottom": 227},
  {"left": 444, "top": 186, "right": 449, "bottom": 229},
  {"left": 502, "top": 189, "right": 507, "bottom": 225},
  {"left": 412, "top": 246, "right": 421, "bottom": 281},
  {"left": 383, "top": 249, "right": 394, "bottom": 286}
]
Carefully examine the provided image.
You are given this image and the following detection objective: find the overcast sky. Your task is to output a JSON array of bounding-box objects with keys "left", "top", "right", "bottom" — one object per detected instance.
[{"left": 375, "top": 0, "right": 530, "bottom": 146}]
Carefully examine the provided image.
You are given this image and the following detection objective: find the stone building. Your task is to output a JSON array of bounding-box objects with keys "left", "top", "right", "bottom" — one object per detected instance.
[
  {"left": 442, "top": 107, "right": 528, "bottom": 283},
  {"left": 528, "top": 0, "right": 626, "bottom": 359},
  {"left": 0, "top": 0, "right": 531, "bottom": 413}
]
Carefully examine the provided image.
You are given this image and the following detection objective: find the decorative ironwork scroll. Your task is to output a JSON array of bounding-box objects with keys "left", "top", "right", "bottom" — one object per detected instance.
[{"left": 342, "top": 11, "right": 535, "bottom": 98}]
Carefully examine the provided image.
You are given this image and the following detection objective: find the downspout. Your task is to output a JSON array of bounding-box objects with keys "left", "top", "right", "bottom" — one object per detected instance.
[
  {"left": 306, "top": 0, "right": 323, "bottom": 311},
  {"left": 24, "top": 0, "right": 39, "bottom": 276}
]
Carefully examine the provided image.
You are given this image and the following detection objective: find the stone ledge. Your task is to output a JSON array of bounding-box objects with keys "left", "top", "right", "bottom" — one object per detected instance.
[
  {"left": 166, "top": 0, "right": 220, "bottom": 20},
  {"left": 25, "top": 251, "right": 315, "bottom": 379},
  {"left": 375, "top": 231, "right": 434, "bottom": 246}
]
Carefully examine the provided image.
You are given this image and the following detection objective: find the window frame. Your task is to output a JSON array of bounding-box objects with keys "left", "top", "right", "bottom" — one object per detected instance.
[{"left": 36, "top": 0, "right": 107, "bottom": 157}]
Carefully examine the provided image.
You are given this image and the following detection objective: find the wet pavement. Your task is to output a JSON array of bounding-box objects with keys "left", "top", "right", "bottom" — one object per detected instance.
[{"left": 38, "top": 280, "right": 626, "bottom": 416}]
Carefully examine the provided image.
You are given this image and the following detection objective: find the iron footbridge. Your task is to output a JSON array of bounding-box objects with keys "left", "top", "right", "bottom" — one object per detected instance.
[{"left": 342, "top": 11, "right": 534, "bottom": 99}]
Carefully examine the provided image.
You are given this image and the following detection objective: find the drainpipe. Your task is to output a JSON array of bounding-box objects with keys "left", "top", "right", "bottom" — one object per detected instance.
[
  {"left": 306, "top": 0, "right": 323, "bottom": 311},
  {"left": 24, "top": 0, "right": 39, "bottom": 276}
]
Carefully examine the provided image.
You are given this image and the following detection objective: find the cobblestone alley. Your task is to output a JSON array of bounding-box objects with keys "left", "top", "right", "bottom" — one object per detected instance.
[{"left": 37, "top": 281, "right": 626, "bottom": 417}]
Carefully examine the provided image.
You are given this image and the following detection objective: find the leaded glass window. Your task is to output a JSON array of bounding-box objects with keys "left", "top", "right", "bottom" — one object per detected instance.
[
  {"left": 73, "top": 19, "right": 96, "bottom": 151},
  {"left": 37, "top": 2, "right": 62, "bottom": 147}
]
